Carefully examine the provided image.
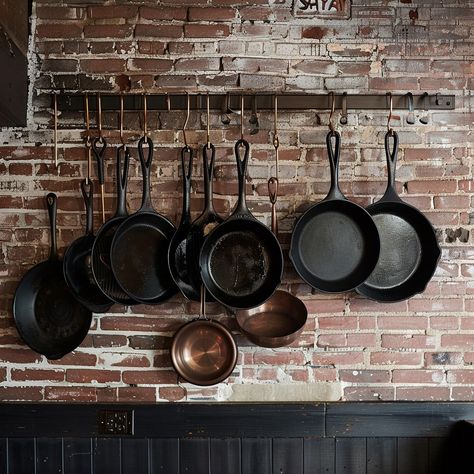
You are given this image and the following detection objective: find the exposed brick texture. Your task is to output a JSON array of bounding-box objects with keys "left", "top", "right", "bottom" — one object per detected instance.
[{"left": 0, "top": 1, "right": 472, "bottom": 402}]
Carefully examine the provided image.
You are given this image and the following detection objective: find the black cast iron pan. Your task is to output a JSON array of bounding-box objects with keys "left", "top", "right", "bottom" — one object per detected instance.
[
  {"left": 111, "top": 136, "right": 177, "bottom": 304},
  {"left": 13, "top": 193, "right": 92, "bottom": 360},
  {"left": 199, "top": 139, "right": 283, "bottom": 309},
  {"left": 63, "top": 180, "right": 113, "bottom": 313},
  {"left": 167, "top": 145, "right": 198, "bottom": 300},
  {"left": 356, "top": 131, "right": 441, "bottom": 301},
  {"left": 290, "top": 131, "right": 381, "bottom": 292},
  {"left": 187, "top": 143, "right": 223, "bottom": 303},
  {"left": 91, "top": 145, "right": 137, "bottom": 306}
]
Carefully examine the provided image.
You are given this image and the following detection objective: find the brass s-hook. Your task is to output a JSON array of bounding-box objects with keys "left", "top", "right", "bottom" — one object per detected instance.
[
  {"left": 182, "top": 93, "right": 190, "bottom": 147},
  {"left": 328, "top": 92, "right": 336, "bottom": 133}
]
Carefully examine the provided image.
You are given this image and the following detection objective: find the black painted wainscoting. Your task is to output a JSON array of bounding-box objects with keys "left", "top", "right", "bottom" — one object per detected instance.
[{"left": 1, "top": 403, "right": 474, "bottom": 473}]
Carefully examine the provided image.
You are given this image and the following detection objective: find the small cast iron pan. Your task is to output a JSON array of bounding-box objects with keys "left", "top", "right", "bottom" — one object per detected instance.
[
  {"left": 290, "top": 131, "right": 381, "bottom": 293},
  {"left": 13, "top": 193, "right": 92, "bottom": 360},
  {"left": 236, "top": 178, "right": 308, "bottom": 348},
  {"left": 357, "top": 131, "right": 441, "bottom": 301},
  {"left": 111, "top": 137, "right": 177, "bottom": 304},
  {"left": 167, "top": 146, "right": 198, "bottom": 300},
  {"left": 186, "top": 143, "right": 223, "bottom": 302},
  {"left": 199, "top": 139, "right": 283, "bottom": 309},
  {"left": 63, "top": 180, "right": 113, "bottom": 313},
  {"left": 171, "top": 287, "right": 237, "bottom": 386},
  {"left": 91, "top": 145, "right": 137, "bottom": 305}
]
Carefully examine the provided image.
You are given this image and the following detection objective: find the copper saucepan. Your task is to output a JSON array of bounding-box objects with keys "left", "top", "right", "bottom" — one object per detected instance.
[
  {"left": 235, "top": 176, "right": 308, "bottom": 348},
  {"left": 171, "top": 286, "right": 237, "bottom": 386}
]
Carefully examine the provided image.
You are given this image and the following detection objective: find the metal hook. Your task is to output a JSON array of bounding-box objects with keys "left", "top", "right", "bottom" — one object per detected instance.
[
  {"left": 182, "top": 93, "right": 190, "bottom": 147},
  {"left": 240, "top": 95, "right": 244, "bottom": 142},
  {"left": 340, "top": 92, "right": 348, "bottom": 125},
  {"left": 119, "top": 94, "right": 126, "bottom": 147},
  {"left": 97, "top": 93, "right": 103, "bottom": 143},
  {"left": 53, "top": 93, "right": 58, "bottom": 168},
  {"left": 166, "top": 93, "right": 171, "bottom": 112},
  {"left": 328, "top": 92, "right": 336, "bottom": 132},
  {"left": 142, "top": 93, "right": 148, "bottom": 143},
  {"left": 406, "top": 92, "right": 415, "bottom": 125},
  {"left": 386, "top": 92, "right": 394, "bottom": 135},
  {"left": 420, "top": 92, "right": 429, "bottom": 125},
  {"left": 206, "top": 94, "right": 211, "bottom": 148},
  {"left": 84, "top": 94, "right": 92, "bottom": 183},
  {"left": 273, "top": 95, "right": 279, "bottom": 181}
]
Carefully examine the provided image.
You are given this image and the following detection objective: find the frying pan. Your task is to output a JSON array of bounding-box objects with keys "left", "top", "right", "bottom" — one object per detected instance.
[
  {"left": 236, "top": 178, "right": 308, "bottom": 348},
  {"left": 111, "top": 137, "right": 177, "bottom": 304},
  {"left": 63, "top": 180, "right": 113, "bottom": 313},
  {"left": 91, "top": 145, "right": 137, "bottom": 306},
  {"left": 186, "top": 144, "right": 223, "bottom": 303},
  {"left": 199, "top": 139, "right": 283, "bottom": 309},
  {"left": 171, "top": 286, "right": 237, "bottom": 386},
  {"left": 13, "top": 193, "right": 92, "bottom": 360},
  {"left": 290, "top": 131, "right": 381, "bottom": 293},
  {"left": 167, "top": 146, "right": 198, "bottom": 301},
  {"left": 356, "top": 131, "right": 441, "bottom": 301}
]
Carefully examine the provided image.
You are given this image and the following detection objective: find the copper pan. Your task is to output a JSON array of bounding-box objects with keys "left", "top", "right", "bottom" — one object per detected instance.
[
  {"left": 171, "top": 287, "right": 237, "bottom": 386},
  {"left": 235, "top": 176, "right": 308, "bottom": 348}
]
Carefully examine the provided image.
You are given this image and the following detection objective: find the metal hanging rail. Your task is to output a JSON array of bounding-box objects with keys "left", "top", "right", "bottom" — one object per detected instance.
[{"left": 55, "top": 93, "right": 455, "bottom": 112}]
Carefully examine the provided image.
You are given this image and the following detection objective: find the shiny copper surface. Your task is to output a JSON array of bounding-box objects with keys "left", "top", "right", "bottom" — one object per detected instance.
[
  {"left": 171, "top": 320, "right": 237, "bottom": 386},
  {"left": 236, "top": 290, "right": 308, "bottom": 348}
]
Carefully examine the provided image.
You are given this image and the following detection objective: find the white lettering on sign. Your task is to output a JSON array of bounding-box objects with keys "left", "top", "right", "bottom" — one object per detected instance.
[{"left": 293, "top": 0, "right": 350, "bottom": 18}]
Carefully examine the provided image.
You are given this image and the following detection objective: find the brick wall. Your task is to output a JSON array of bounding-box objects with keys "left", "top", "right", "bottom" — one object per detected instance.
[{"left": 0, "top": 0, "right": 473, "bottom": 402}]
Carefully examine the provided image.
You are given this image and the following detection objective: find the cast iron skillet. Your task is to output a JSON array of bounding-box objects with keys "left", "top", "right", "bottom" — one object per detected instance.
[
  {"left": 290, "top": 130, "right": 381, "bottom": 292},
  {"left": 91, "top": 145, "right": 137, "bottom": 306},
  {"left": 199, "top": 139, "right": 283, "bottom": 309},
  {"left": 356, "top": 131, "right": 441, "bottom": 301},
  {"left": 63, "top": 180, "right": 113, "bottom": 313},
  {"left": 111, "top": 137, "right": 177, "bottom": 304},
  {"left": 167, "top": 145, "right": 198, "bottom": 300},
  {"left": 187, "top": 144, "right": 223, "bottom": 302},
  {"left": 13, "top": 193, "right": 92, "bottom": 360}
]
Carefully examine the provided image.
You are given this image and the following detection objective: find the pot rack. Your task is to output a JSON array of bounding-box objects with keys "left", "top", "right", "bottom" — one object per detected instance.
[{"left": 55, "top": 93, "right": 455, "bottom": 112}]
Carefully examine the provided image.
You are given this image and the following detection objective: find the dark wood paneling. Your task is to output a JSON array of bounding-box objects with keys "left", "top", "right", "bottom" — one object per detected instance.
[
  {"left": 122, "top": 439, "right": 148, "bottom": 474},
  {"left": 327, "top": 403, "right": 474, "bottom": 438},
  {"left": 93, "top": 438, "right": 121, "bottom": 473},
  {"left": 8, "top": 438, "right": 35, "bottom": 474},
  {"left": 273, "top": 438, "right": 304, "bottom": 474},
  {"left": 149, "top": 439, "right": 179, "bottom": 474},
  {"left": 304, "top": 438, "right": 335, "bottom": 474},
  {"left": 210, "top": 438, "right": 241, "bottom": 474},
  {"left": 397, "top": 438, "right": 429, "bottom": 474},
  {"left": 242, "top": 438, "right": 272, "bottom": 474},
  {"left": 367, "top": 438, "right": 397, "bottom": 474},
  {"left": 335, "top": 438, "right": 366, "bottom": 474},
  {"left": 63, "top": 438, "right": 92, "bottom": 474},
  {"left": 36, "top": 438, "right": 63, "bottom": 474},
  {"left": 180, "top": 438, "right": 209, "bottom": 474}
]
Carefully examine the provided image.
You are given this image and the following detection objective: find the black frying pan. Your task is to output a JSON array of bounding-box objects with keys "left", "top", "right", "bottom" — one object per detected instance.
[
  {"left": 187, "top": 144, "right": 223, "bottom": 302},
  {"left": 111, "top": 137, "right": 177, "bottom": 304},
  {"left": 167, "top": 146, "right": 198, "bottom": 301},
  {"left": 290, "top": 131, "right": 380, "bottom": 292},
  {"left": 63, "top": 180, "right": 113, "bottom": 313},
  {"left": 91, "top": 145, "right": 137, "bottom": 306},
  {"left": 13, "top": 193, "right": 92, "bottom": 360},
  {"left": 199, "top": 139, "right": 283, "bottom": 309},
  {"left": 357, "top": 131, "right": 441, "bottom": 301}
]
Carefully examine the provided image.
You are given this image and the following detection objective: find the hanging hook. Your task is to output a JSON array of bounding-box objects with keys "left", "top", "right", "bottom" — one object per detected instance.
[
  {"left": 340, "top": 92, "right": 348, "bottom": 125},
  {"left": 166, "top": 93, "right": 171, "bottom": 112},
  {"left": 97, "top": 93, "right": 103, "bottom": 143},
  {"left": 273, "top": 95, "right": 279, "bottom": 182},
  {"left": 182, "top": 93, "right": 190, "bottom": 147},
  {"left": 119, "top": 94, "right": 126, "bottom": 147},
  {"left": 206, "top": 93, "right": 211, "bottom": 149},
  {"left": 53, "top": 93, "right": 58, "bottom": 168},
  {"left": 240, "top": 95, "right": 244, "bottom": 142},
  {"left": 142, "top": 93, "right": 148, "bottom": 143},
  {"left": 84, "top": 94, "right": 92, "bottom": 184},
  {"left": 387, "top": 92, "right": 394, "bottom": 135},
  {"left": 328, "top": 92, "right": 336, "bottom": 133}
]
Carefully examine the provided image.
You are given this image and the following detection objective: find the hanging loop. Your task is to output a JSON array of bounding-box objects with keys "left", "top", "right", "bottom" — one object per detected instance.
[
  {"left": 97, "top": 93, "right": 104, "bottom": 143},
  {"left": 182, "top": 93, "right": 190, "bottom": 147},
  {"left": 206, "top": 93, "right": 211, "bottom": 148},
  {"left": 84, "top": 94, "right": 92, "bottom": 184},
  {"left": 273, "top": 95, "right": 280, "bottom": 150},
  {"left": 328, "top": 92, "right": 336, "bottom": 133},
  {"left": 240, "top": 95, "right": 244, "bottom": 143},
  {"left": 142, "top": 93, "right": 148, "bottom": 143},
  {"left": 119, "top": 95, "right": 126, "bottom": 147},
  {"left": 386, "top": 92, "right": 394, "bottom": 135},
  {"left": 53, "top": 93, "right": 58, "bottom": 168}
]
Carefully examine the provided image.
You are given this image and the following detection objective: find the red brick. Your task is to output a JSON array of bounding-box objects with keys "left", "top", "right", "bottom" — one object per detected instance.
[
  {"left": 340, "top": 370, "right": 391, "bottom": 383},
  {"left": 100, "top": 316, "right": 182, "bottom": 332},
  {"left": 344, "top": 387, "right": 394, "bottom": 401},
  {"left": 45, "top": 387, "right": 96, "bottom": 402},
  {"left": 452, "top": 387, "right": 474, "bottom": 401},
  {"left": 0, "top": 348, "right": 42, "bottom": 364},
  {"left": 118, "top": 387, "right": 156, "bottom": 402},
  {"left": 318, "top": 317, "right": 357, "bottom": 330},
  {"left": 139, "top": 6, "right": 187, "bottom": 21},
  {"left": 188, "top": 7, "right": 236, "bottom": 21},
  {"left": 184, "top": 24, "right": 230, "bottom": 38},
  {"left": 371, "top": 352, "right": 422, "bottom": 366},
  {"left": 252, "top": 351, "right": 305, "bottom": 366},
  {"left": 377, "top": 316, "right": 427, "bottom": 330},
  {"left": 302, "top": 27, "right": 330, "bottom": 39},
  {"left": 425, "top": 352, "right": 463, "bottom": 366},
  {"left": 37, "top": 6, "right": 85, "bottom": 20},
  {"left": 312, "top": 368, "right": 337, "bottom": 382},
  {"left": 396, "top": 387, "right": 450, "bottom": 401},
  {"left": 135, "top": 24, "right": 183, "bottom": 39},
  {"left": 382, "top": 335, "right": 436, "bottom": 350},
  {"left": 128, "top": 58, "right": 173, "bottom": 72},
  {"left": 36, "top": 23, "right": 82, "bottom": 39},
  {"left": 11, "top": 369, "right": 65, "bottom": 382},
  {"left": 393, "top": 369, "right": 444, "bottom": 384},
  {"left": 66, "top": 369, "right": 121, "bottom": 384},
  {"left": 312, "top": 352, "right": 365, "bottom": 366},
  {"left": 0, "top": 387, "right": 43, "bottom": 401},
  {"left": 159, "top": 386, "right": 186, "bottom": 401},
  {"left": 88, "top": 5, "right": 137, "bottom": 19},
  {"left": 122, "top": 370, "right": 177, "bottom": 385},
  {"left": 84, "top": 25, "right": 134, "bottom": 39},
  {"left": 81, "top": 59, "right": 126, "bottom": 73}
]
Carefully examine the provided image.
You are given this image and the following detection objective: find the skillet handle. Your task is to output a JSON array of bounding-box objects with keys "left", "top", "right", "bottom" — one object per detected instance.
[
  {"left": 180, "top": 145, "right": 193, "bottom": 222},
  {"left": 137, "top": 136, "right": 154, "bottom": 211},
  {"left": 268, "top": 177, "right": 278, "bottom": 236},
  {"left": 202, "top": 143, "right": 216, "bottom": 211},
  {"left": 234, "top": 139, "right": 250, "bottom": 216},
  {"left": 46, "top": 193, "right": 58, "bottom": 261},
  {"left": 325, "top": 131, "right": 345, "bottom": 201},
  {"left": 91, "top": 137, "right": 106, "bottom": 186},
  {"left": 115, "top": 144, "right": 130, "bottom": 218},
  {"left": 81, "top": 179, "right": 94, "bottom": 236},
  {"left": 380, "top": 130, "right": 401, "bottom": 203}
]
